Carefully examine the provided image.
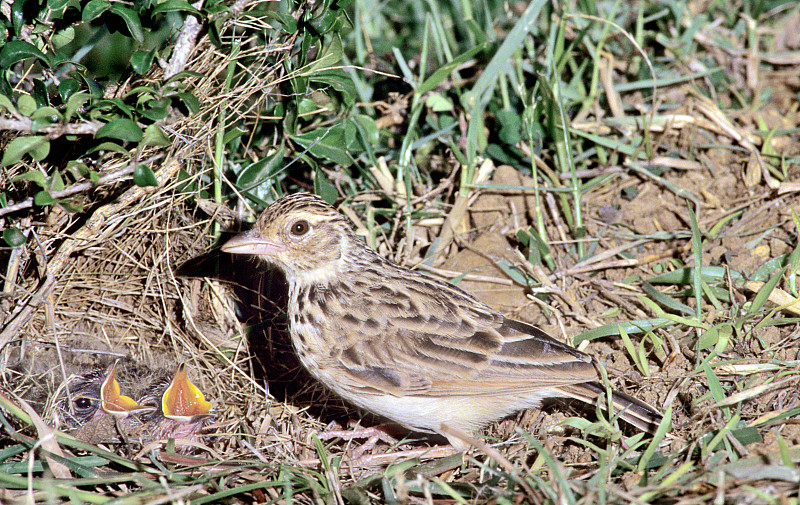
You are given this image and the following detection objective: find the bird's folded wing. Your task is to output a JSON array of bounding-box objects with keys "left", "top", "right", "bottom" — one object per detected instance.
[{"left": 335, "top": 305, "right": 598, "bottom": 397}]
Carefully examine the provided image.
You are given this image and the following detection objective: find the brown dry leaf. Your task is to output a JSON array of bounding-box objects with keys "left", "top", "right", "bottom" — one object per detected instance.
[
  {"left": 744, "top": 150, "right": 762, "bottom": 187},
  {"left": 744, "top": 281, "right": 800, "bottom": 316}
]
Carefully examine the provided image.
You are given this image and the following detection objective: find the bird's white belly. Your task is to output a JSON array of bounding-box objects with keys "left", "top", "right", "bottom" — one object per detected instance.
[
  {"left": 308, "top": 366, "right": 557, "bottom": 437},
  {"left": 289, "top": 319, "right": 557, "bottom": 438}
]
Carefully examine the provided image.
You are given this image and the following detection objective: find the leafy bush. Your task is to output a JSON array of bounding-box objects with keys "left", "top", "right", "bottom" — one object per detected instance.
[{"left": 0, "top": 0, "right": 361, "bottom": 241}]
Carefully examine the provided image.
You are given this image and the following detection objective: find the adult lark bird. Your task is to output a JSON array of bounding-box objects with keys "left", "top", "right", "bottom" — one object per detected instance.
[{"left": 222, "top": 193, "right": 664, "bottom": 447}]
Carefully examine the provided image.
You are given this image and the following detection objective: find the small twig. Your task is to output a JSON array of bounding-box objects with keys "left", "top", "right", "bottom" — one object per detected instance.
[
  {"left": 162, "top": 0, "right": 207, "bottom": 79},
  {"left": 0, "top": 118, "right": 103, "bottom": 138},
  {"left": 413, "top": 263, "right": 514, "bottom": 286},
  {"left": 0, "top": 155, "right": 163, "bottom": 218}
]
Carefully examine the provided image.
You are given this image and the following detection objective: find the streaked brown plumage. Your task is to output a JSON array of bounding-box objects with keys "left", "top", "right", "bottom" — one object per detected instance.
[{"left": 222, "top": 193, "right": 664, "bottom": 447}]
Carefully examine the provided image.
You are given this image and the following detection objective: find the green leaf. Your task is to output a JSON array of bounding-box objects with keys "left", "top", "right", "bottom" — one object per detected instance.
[
  {"left": 425, "top": 93, "right": 453, "bottom": 112},
  {"left": 50, "top": 171, "right": 65, "bottom": 192},
  {"left": 2, "top": 136, "right": 50, "bottom": 165},
  {"left": 466, "top": 0, "right": 547, "bottom": 108},
  {"left": 124, "top": 85, "right": 158, "bottom": 100},
  {"left": 496, "top": 109, "right": 522, "bottom": 145},
  {"left": 751, "top": 254, "right": 789, "bottom": 282},
  {"left": 59, "top": 201, "right": 84, "bottom": 213},
  {"left": 346, "top": 114, "right": 379, "bottom": 150},
  {"left": 237, "top": 144, "right": 285, "bottom": 189},
  {"left": 58, "top": 79, "right": 81, "bottom": 103},
  {"left": 30, "top": 106, "right": 63, "bottom": 133},
  {"left": 48, "top": 0, "right": 71, "bottom": 9},
  {"left": 0, "top": 94, "right": 17, "bottom": 114},
  {"left": 130, "top": 50, "right": 154, "bottom": 74},
  {"left": 11, "top": 170, "right": 48, "bottom": 189},
  {"left": 714, "top": 323, "right": 733, "bottom": 353},
  {"left": 314, "top": 167, "right": 337, "bottom": 204},
  {"left": 309, "top": 69, "right": 356, "bottom": 107},
  {"left": 152, "top": 0, "right": 201, "bottom": 15},
  {"left": 142, "top": 124, "right": 170, "bottom": 146},
  {"left": 164, "top": 70, "right": 204, "bottom": 85},
  {"left": 297, "top": 97, "right": 317, "bottom": 115},
  {"left": 464, "top": 18, "right": 489, "bottom": 44},
  {"left": 308, "top": 0, "right": 351, "bottom": 34},
  {"left": 701, "top": 362, "right": 727, "bottom": 417},
  {"left": 223, "top": 128, "right": 245, "bottom": 145},
  {"left": 88, "top": 141, "right": 132, "bottom": 157},
  {"left": 730, "top": 426, "right": 762, "bottom": 445},
  {"left": 66, "top": 161, "right": 91, "bottom": 179},
  {"left": 82, "top": 0, "right": 110, "bottom": 20},
  {"left": 641, "top": 282, "right": 694, "bottom": 316},
  {"left": 52, "top": 26, "right": 76, "bottom": 49},
  {"left": 140, "top": 101, "right": 169, "bottom": 121},
  {"left": 10, "top": 1, "right": 24, "bottom": 35},
  {"left": 696, "top": 326, "right": 719, "bottom": 350},
  {"left": 290, "top": 123, "right": 354, "bottom": 167},
  {"left": 618, "top": 324, "right": 648, "bottom": 376},
  {"left": 495, "top": 260, "right": 533, "bottom": 288},
  {"left": 688, "top": 205, "right": 703, "bottom": 320},
  {"left": 268, "top": 11, "right": 297, "bottom": 33},
  {"left": 572, "top": 318, "right": 673, "bottom": 346},
  {"left": 176, "top": 92, "right": 200, "bottom": 114},
  {"left": 133, "top": 164, "right": 159, "bottom": 187},
  {"left": 17, "top": 94, "right": 37, "bottom": 116},
  {"left": 418, "top": 42, "right": 490, "bottom": 95},
  {"left": 0, "top": 40, "right": 50, "bottom": 68},
  {"left": 32, "top": 80, "right": 49, "bottom": 108},
  {"left": 96, "top": 118, "right": 143, "bottom": 142},
  {"left": 637, "top": 404, "right": 672, "bottom": 473},
  {"left": 34, "top": 190, "right": 56, "bottom": 206},
  {"left": 110, "top": 5, "right": 144, "bottom": 43},
  {"left": 305, "top": 34, "right": 343, "bottom": 73},
  {"left": 65, "top": 92, "right": 90, "bottom": 121},
  {"left": 516, "top": 226, "right": 553, "bottom": 270},
  {"left": 3, "top": 227, "right": 27, "bottom": 247},
  {"left": 649, "top": 266, "right": 745, "bottom": 286},
  {"left": 94, "top": 98, "right": 134, "bottom": 117}
]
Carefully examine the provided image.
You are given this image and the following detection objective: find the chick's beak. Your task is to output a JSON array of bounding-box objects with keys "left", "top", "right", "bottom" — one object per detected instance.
[
  {"left": 162, "top": 364, "right": 212, "bottom": 421},
  {"left": 101, "top": 363, "right": 152, "bottom": 417},
  {"left": 221, "top": 227, "right": 283, "bottom": 257}
]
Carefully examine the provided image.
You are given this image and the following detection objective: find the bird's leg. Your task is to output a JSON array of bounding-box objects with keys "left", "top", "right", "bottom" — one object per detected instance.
[
  {"left": 319, "top": 421, "right": 465, "bottom": 467},
  {"left": 318, "top": 421, "right": 401, "bottom": 460}
]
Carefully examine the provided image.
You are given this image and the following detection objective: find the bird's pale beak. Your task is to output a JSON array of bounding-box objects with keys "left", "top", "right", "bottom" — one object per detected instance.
[
  {"left": 101, "top": 363, "right": 153, "bottom": 417},
  {"left": 162, "top": 364, "right": 212, "bottom": 421},
  {"left": 221, "top": 228, "right": 284, "bottom": 256}
]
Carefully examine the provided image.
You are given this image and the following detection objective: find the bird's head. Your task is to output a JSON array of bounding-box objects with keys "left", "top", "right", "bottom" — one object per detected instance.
[{"left": 222, "top": 193, "right": 357, "bottom": 284}]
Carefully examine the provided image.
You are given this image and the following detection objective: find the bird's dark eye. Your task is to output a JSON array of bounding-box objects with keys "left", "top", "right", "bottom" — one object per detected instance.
[
  {"left": 73, "top": 397, "right": 94, "bottom": 411},
  {"left": 290, "top": 219, "right": 310, "bottom": 236}
]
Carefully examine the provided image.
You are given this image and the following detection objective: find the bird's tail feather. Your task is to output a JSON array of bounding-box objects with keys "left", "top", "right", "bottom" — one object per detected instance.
[{"left": 556, "top": 382, "right": 664, "bottom": 434}]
